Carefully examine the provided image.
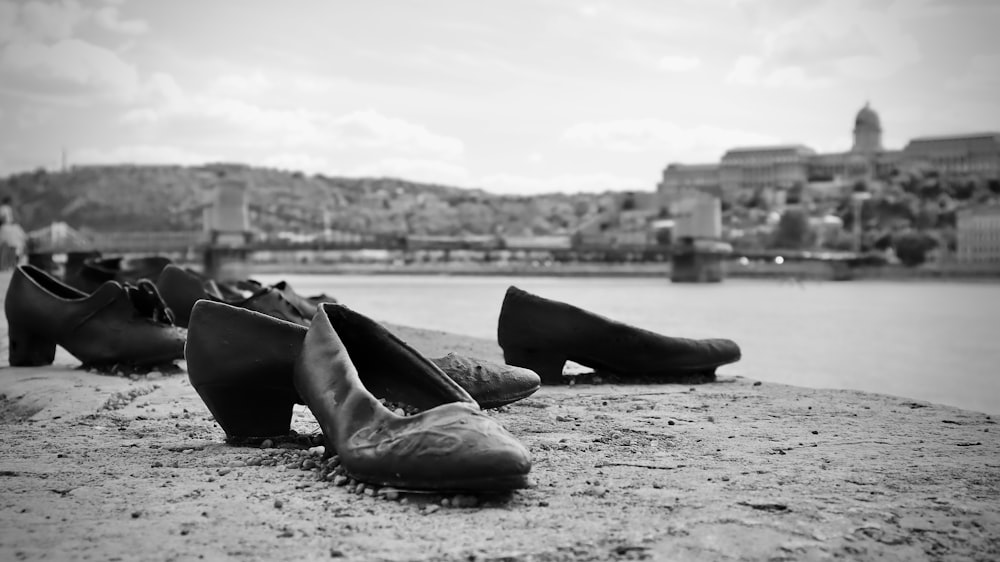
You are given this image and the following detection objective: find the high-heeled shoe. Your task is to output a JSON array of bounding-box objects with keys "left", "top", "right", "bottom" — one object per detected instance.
[
  {"left": 5, "top": 265, "right": 186, "bottom": 368},
  {"left": 497, "top": 286, "right": 741, "bottom": 384},
  {"left": 185, "top": 300, "right": 306, "bottom": 440},
  {"left": 294, "top": 303, "right": 531, "bottom": 491},
  {"left": 185, "top": 300, "right": 541, "bottom": 440},
  {"left": 156, "top": 264, "right": 311, "bottom": 328}
]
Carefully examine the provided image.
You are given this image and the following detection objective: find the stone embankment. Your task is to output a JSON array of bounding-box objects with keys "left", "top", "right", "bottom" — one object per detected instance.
[{"left": 0, "top": 272, "right": 997, "bottom": 561}]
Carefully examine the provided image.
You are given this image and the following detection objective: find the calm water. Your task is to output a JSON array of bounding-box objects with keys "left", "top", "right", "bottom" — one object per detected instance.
[{"left": 254, "top": 274, "right": 1000, "bottom": 415}]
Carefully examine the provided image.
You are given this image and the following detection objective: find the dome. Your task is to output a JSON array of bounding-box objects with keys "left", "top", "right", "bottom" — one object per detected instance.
[{"left": 855, "top": 102, "right": 881, "bottom": 131}]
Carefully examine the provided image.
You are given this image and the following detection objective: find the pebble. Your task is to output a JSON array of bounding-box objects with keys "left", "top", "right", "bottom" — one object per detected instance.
[
  {"left": 307, "top": 446, "right": 325, "bottom": 457},
  {"left": 332, "top": 475, "right": 349, "bottom": 487},
  {"left": 217, "top": 468, "right": 232, "bottom": 476},
  {"left": 273, "top": 499, "right": 284, "bottom": 509},
  {"left": 302, "top": 459, "right": 317, "bottom": 470},
  {"left": 354, "top": 483, "right": 366, "bottom": 495},
  {"left": 381, "top": 489, "right": 401, "bottom": 501},
  {"left": 423, "top": 505, "right": 441, "bottom": 515},
  {"left": 363, "top": 487, "right": 375, "bottom": 497},
  {"left": 260, "top": 440, "right": 274, "bottom": 449}
]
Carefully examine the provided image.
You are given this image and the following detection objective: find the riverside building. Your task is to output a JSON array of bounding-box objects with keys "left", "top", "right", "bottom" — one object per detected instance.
[
  {"left": 957, "top": 204, "right": 1000, "bottom": 266},
  {"left": 658, "top": 103, "right": 1000, "bottom": 208}
]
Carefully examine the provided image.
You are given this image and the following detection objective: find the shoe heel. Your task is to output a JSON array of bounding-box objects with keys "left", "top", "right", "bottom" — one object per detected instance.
[
  {"left": 194, "top": 384, "right": 297, "bottom": 440},
  {"left": 8, "top": 326, "right": 57, "bottom": 367},
  {"left": 502, "top": 347, "right": 566, "bottom": 384}
]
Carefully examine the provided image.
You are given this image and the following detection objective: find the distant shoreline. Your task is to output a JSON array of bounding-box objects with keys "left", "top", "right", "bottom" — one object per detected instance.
[{"left": 239, "top": 260, "right": 1000, "bottom": 281}]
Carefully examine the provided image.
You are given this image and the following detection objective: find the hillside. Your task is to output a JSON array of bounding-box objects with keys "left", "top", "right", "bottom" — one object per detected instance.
[{"left": 0, "top": 164, "right": 631, "bottom": 238}]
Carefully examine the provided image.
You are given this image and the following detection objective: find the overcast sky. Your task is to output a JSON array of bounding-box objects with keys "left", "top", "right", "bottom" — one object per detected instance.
[{"left": 0, "top": 0, "right": 997, "bottom": 193}]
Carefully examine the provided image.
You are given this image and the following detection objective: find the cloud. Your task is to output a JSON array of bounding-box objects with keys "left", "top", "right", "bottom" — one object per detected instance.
[
  {"left": 726, "top": 55, "right": 832, "bottom": 89},
  {"left": 330, "top": 110, "right": 464, "bottom": 158},
  {"left": 71, "top": 144, "right": 220, "bottom": 167},
  {"left": 16, "top": 0, "right": 88, "bottom": 42},
  {"left": 125, "top": 82, "right": 467, "bottom": 159},
  {"left": 210, "top": 71, "right": 272, "bottom": 97},
  {"left": 478, "top": 173, "right": 648, "bottom": 195},
  {"left": 0, "top": 38, "right": 141, "bottom": 100},
  {"left": 1, "top": 0, "right": 148, "bottom": 42},
  {"left": 946, "top": 54, "right": 1000, "bottom": 93},
  {"left": 92, "top": 5, "right": 148, "bottom": 35},
  {"left": 0, "top": 0, "right": 151, "bottom": 101},
  {"left": 731, "top": 0, "right": 923, "bottom": 87},
  {"left": 657, "top": 55, "right": 701, "bottom": 72},
  {"left": 562, "top": 118, "right": 781, "bottom": 160}
]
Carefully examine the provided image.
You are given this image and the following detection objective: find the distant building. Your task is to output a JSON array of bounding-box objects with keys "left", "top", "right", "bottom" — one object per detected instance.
[
  {"left": 957, "top": 204, "right": 1000, "bottom": 265},
  {"left": 902, "top": 133, "right": 1000, "bottom": 178},
  {"left": 657, "top": 103, "right": 999, "bottom": 207}
]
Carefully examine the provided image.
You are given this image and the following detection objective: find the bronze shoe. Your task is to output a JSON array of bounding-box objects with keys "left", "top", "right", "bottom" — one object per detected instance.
[
  {"left": 430, "top": 353, "right": 539, "bottom": 409},
  {"left": 294, "top": 303, "right": 532, "bottom": 491},
  {"left": 5, "top": 265, "right": 186, "bottom": 368},
  {"left": 498, "top": 285, "right": 741, "bottom": 384},
  {"left": 236, "top": 278, "right": 337, "bottom": 320},
  {"left": 156, "top": 264, "right": 311, "bottom": 328},
  {"left": 64, "top": 255, "right": 172, "bottom": 294},
  {"left": 185, "top": 300, "right": 540, "bottom": 440},
  {"left": 185, "top": 301, "right": 305, "bottom": 440}
]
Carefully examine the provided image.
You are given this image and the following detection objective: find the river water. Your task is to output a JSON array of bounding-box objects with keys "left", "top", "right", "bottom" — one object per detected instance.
[{"left": 254, "top": 274, "right": 1000, "bottom": 415}]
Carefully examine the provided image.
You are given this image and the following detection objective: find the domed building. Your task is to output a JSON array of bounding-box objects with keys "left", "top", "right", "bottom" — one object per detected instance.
[
  {"left": 657, "top": 102, "right": 1000, "bottom": 208},
  {"left": 852, "top": 102, "right": 883, "bottom": 154}
]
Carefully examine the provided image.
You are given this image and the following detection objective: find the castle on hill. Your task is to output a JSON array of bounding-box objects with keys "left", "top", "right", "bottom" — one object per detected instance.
[{"left": 657, "top": 103, "right": 1000, "bottom": 207}]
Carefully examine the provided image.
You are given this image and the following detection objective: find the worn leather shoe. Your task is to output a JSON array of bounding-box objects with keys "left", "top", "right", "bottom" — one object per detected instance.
[
  {"left": 429, "top": 353, "right": 539, "bottom": 409},
  {"left": 157, "top": 264, "right": 311, "bottom": 328},
  {"left": 295, "top": 303, "right": 531, "bottom": 491},
  {"left": 185, "top": 300, "right": 305, "bottom": 440},
  {"left": 498, "top": 285, "right": 741, "bottom": 384},
  {"left": 5, "top": 265, "right": 186, "bottom": 368},
  {"left": 236, "top": 278, "right": 336, "bottom": 320},
  {"left": 64, "top": 255, "right": 172, "bottom": 293},
  {"left": 185, "top": 300, "right": 540, "bottom": 440}
]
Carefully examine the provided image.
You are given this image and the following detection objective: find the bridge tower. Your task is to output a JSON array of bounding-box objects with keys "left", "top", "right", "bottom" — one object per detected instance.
[
  {"left": 202, "top": 176, "right": 253, "bottom": 281},
  {"left": 670, "top": 191, "right": 731, "bottom": 283}
]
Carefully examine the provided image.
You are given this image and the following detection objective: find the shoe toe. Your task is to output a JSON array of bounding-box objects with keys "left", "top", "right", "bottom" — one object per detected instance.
[
  {"left": 343, "top": 404, "right": 532, "bottom": 491},
  {"left": 432, "top": 353, "right": 541, "bottom": 409},
  {"left": 704, "top": 338, "right": 741, "bottom": 365}
]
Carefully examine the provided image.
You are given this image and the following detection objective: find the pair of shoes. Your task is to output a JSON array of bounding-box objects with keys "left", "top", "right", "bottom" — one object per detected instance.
[
  {"left": 186, "top": 300, "right": 533, "bottom": 492},
  {"left": 498, "top": 286, "right": 741, "bottom": 384},
  {"left": 156, "top": 265, "right": 313, "bottom": 328},
  {"left": 185, "top": 301, "right": 539, "bottom": 432},
  {"left": 5, "top": 265, "right": 186, "bottom": 368}
]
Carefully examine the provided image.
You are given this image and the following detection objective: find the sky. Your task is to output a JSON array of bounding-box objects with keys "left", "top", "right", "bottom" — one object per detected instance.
[{"left": 0, "top": 0, "right": 998, "bottom": 194}]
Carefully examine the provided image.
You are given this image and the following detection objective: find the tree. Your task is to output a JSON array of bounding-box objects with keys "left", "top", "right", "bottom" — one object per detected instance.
[
  {"left": 772, "top": 209, "right": 812, "bottom": 249},
  {"left": 892, "top": 231, "right": 936, "bottom": 267}
]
